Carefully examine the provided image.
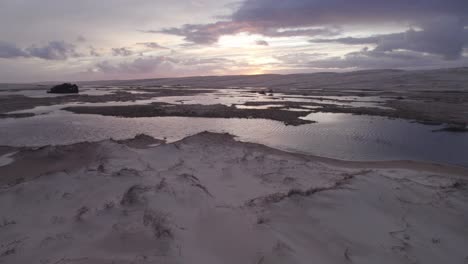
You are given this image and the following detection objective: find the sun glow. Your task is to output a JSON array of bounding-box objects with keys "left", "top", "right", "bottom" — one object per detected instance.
[
  {"left": 218, "top": 33, "right": 263, "bottom": 48},
  {"left": 247, "top": 68, "right": 265, "bottom": 75}
]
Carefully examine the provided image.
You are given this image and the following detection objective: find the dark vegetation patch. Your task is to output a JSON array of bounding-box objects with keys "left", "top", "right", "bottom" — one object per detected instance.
[{"left": 48, "top": 83, "right": 79, "bottom": 94}]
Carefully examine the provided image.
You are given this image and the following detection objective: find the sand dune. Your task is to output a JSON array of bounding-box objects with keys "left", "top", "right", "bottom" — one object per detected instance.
[
  {"left": 81, "top": 67, "right": 468, "bottom": 91},
  {"left": 1, "top": 132, "right": 467, "bottom": 264}
]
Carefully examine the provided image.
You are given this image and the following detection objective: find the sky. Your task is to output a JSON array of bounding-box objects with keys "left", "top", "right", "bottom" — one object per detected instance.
[{"left": 0, "top": 0, "right": 468, "bottom": 82}]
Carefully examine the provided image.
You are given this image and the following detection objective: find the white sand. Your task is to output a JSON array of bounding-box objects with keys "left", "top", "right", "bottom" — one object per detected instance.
[{"left": 0, "top": 132, "right": 467, "bottom": 264}]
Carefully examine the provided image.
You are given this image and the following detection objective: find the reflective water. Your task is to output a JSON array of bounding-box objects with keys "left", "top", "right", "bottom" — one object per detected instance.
[
  {"left": 153, "top": 90, "right": 389, "bottom": 109},
  {"left": 0, "top": 87, "right": 117, "bottom": 97},
  {"left": 235, "top": 105, "right": 286, "bottom": 110},
  {"left": 1, "top": 86, "right": 467, "bottom": 166},
  {"left": 0, "top": 152, "right": 17, "bottom": 167},
  {"left": 4, "top": 86, "right": 389, "bottom": 111},
  {"left": 0, "top": 111, "right": 467, "bottom": 167},
  {"left": 9, "top": 99, "right": 164, "bottom": 115}
]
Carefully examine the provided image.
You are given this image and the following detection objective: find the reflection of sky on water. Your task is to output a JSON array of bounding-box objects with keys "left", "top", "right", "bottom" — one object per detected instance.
[
  {"left": 0, "top": 111, "right": 467, "bottom": 167},
  {"left": 0, "top": 152, "right": 17, "bottom": 167},
  {"left": 1, "top": 86, "right": 466, "bottom": 166},
  {"left": 0, "top": 87, "right": 117, "bottom": 98}
]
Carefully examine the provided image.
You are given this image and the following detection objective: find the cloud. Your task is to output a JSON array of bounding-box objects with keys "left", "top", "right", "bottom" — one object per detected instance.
[
  {"left": 26, "top": 41, "right": 79, "bottom": 60},
  {"left": 92, "top": 56, "right": 236, "bottom": 74},
  {"left": 2, "top": 0, "right": 468, "bottom": 81},
  {"left": 94, "top": 57, "right": 174, "bottom": 74},
  {"left": 274, "top": 52, "right": 328, "bottom": 64},
  {"left": 89, "top": 46, "right": 101, "bottom": 57},
  {"left": 154, "top": 22, "right": 338, "bottom": 45},
  {"left": 76, "top": 35, "right": 87, "bottom": 42},
  {"left": 0, "top": 1, "right": 231, "bottom": 46},
  {"left": 303, "top": 48, "right": 468, "bottom": 70},
  {"left": 311, "top": 17, "right": 468, "bottom": 60},
  {"left": 112, "top": 47, "right": 134, "bottom": 57},
  {"left": 88, "top": 55, "right": 247, "bottom": 79},
  {"left": 373, "top": 18, "right": 468, "bottom": 60},
  {"left": 0, "top": 42, "right": 29, "bottom": 58},
  {"left": 154, "top": 22, "right": 247, "bottom": 44},
  {"left": 156, "top": 0, "right": 468, "bottom": 43},
  {"left": 0, "top": 41, "right": 79, "bottom": 60},
  {"left": 255, "top": 40, "right": 269, "bottom": 46},
  {"left": 311, "top": 36, "right": 380, "bottom": 45},
  {"left": 156, "top": 0, "right": 468, "bottom": 59},
  {"left": 177, "top": 57, "right": 232, "bottom": 66},
  {"left": 232, "top": 0, "right": 468, "bottom": 26},
  {"left": 137, "top": 42, "right": 169, "bottom": 50}
]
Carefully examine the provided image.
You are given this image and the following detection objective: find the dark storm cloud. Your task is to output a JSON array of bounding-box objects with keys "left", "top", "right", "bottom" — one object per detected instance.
[
  {"left": 311, "top": 36, "right": 380, "bottom": 45},
  {"left": 0, "top": 42, "right": 29, "bottom": 58},
  {"left": 232, "top": 0, "right": 468, "bottom": 26},
  {"left": 301, "top": 49, "right": 468, "bottom": 70},
  {"left": 311, "top": 17, "right": 468, "bottom": 60},
  {"left": 157, "top": 0, "right": 468, "bottom": 59},
  {"left": 0, "top": 41, "right": 79, "bottom": 60}
]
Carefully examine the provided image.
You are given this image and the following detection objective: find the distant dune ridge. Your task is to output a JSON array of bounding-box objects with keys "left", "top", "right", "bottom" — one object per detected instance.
[
  {"left": 1, "top": 67, "right": 467, "bottom": 91},
  {"left": 75, "top": 67, "right": 468, "bottom": 91}
]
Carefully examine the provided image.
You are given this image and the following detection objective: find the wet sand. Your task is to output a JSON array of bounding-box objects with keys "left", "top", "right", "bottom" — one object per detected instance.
[
  {"left": 1, "top": 68, "right": 468, "bottom": 125},
  {"left": 64, "top": 103, "right": 315, "bottom": 126},
  {"left": 0, "top": 88, "right": 213, "bottom": 118},
  {"left": 0, "top": 132, "right": 467, "bottom": 263}
]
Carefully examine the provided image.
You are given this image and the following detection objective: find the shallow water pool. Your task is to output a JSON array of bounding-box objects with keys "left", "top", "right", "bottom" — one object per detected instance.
[{"left": 0, "top": 111, "right": 466, "bottom": 167}]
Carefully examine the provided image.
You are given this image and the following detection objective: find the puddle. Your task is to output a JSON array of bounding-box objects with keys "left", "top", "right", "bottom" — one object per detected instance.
[
  {"left": 281, "top": 108, "right": 311, "bottom": 112},
  {"left": 0, "top": 152, "right": 17, "bottom": 167},
  {"left": 2, "top": 86, "right": 467, "bottom": 167},
  {"left": 0, "top": 87, "right": 117, "bottom": 98},
  {"left": 0, "top": 112, "right": 467, "bottom": 167},
  {"left": 235, "top": 105, "right": 285, "bottom": 110}
]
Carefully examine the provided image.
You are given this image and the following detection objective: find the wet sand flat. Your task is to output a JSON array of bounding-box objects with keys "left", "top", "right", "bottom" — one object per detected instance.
[{"left": 1, "top": 68, "right": 468, "bottom": 125}]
